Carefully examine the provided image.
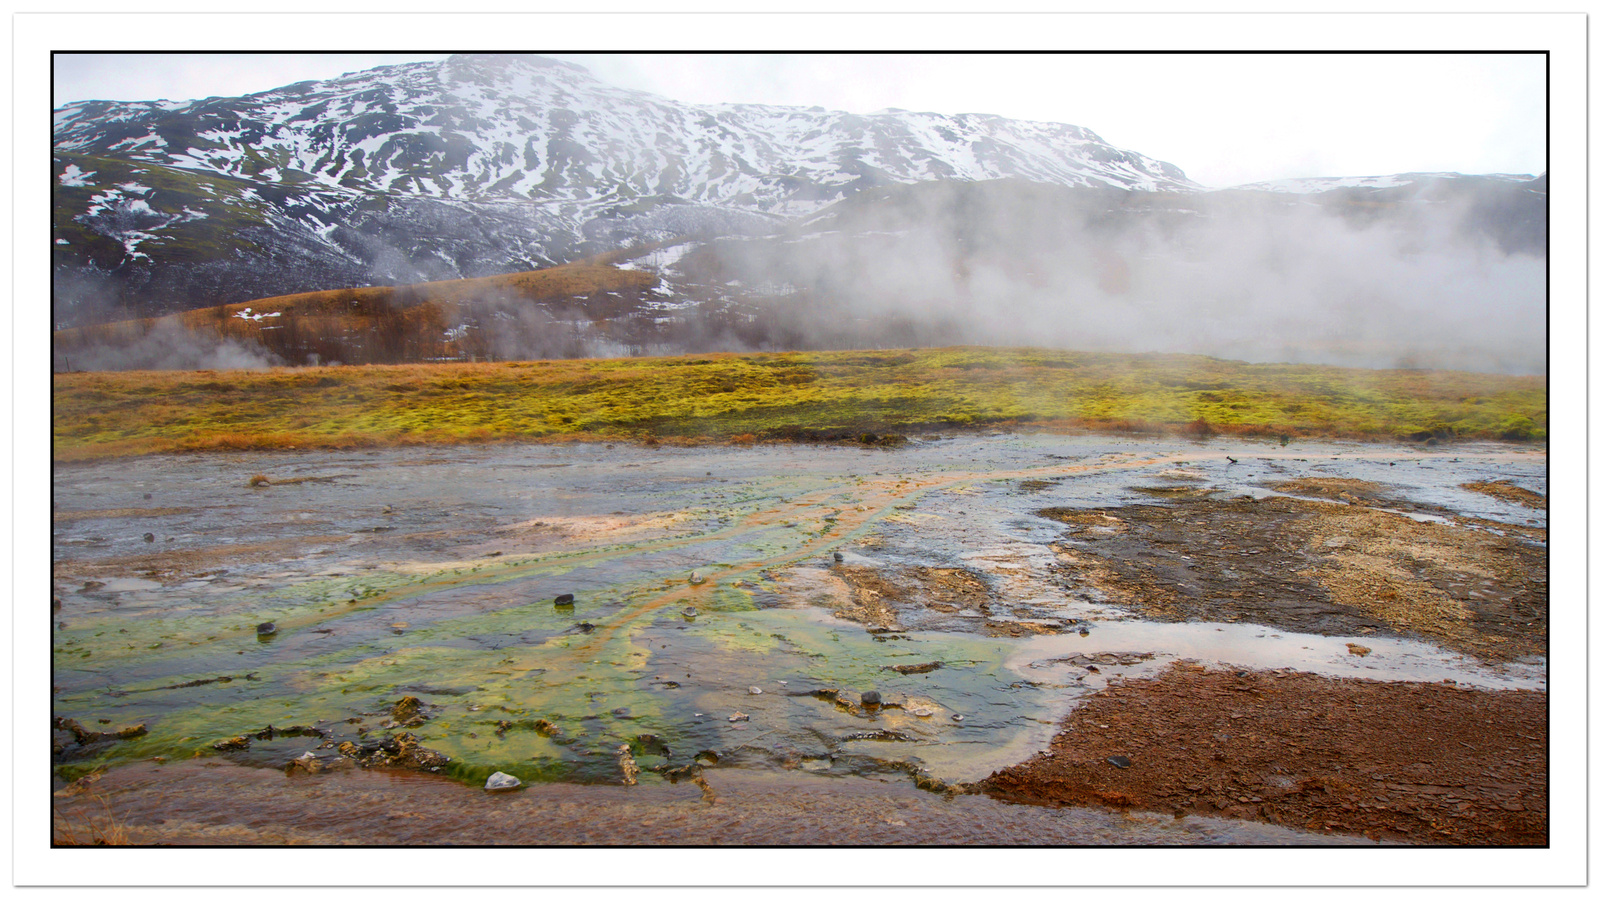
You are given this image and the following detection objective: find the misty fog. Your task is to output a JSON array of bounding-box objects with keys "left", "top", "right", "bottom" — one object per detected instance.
[{"left": 678, "top": 178, "right": 1545, "bottom": 375}]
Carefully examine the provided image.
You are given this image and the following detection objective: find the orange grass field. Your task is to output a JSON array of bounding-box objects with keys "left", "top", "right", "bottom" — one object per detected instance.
[{"left": 51, "top": 346, "right": 1546, "bottom": 462}]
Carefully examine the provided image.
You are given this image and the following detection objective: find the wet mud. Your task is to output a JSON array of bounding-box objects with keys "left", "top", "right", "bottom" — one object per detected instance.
[{"left": 47, "top": 435, "right": 1547, "bottom": 845}]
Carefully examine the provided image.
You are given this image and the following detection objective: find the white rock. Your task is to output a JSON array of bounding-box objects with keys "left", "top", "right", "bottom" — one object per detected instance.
[{"left": 484, "top": 771, "right": 522, "bottom": 792}]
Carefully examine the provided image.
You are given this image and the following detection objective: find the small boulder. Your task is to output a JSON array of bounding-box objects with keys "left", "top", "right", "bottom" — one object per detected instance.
[
  {"left": 484, "top": 771, "right": 522, "bottom": 792},
  {"left": 553, "top": 593, "right": 575, "bottom": 608},
  {"left": 860, "top": 690, "right": 882, "bottom": 708}
]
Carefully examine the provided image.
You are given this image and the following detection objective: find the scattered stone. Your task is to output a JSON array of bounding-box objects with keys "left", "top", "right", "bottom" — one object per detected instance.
[
  {"left": 889, "top": 662, "right": 943, "bottom": 675},
  {"left": 682, "top": 607, "right": 698, "bottom": 619},
  {"left": 1079, "top": 627, "right": 1091, "bottom": 637},
  {"left": 484, "top": 771, "right": 522, "bottom": 792},
  {"left": 212, "top": 736, "right": 250, "bottom": 752},
  {"left": 728, "top": 712, "right": 750, "bottom": 722},
  {"left": 617, "top": 743, "right": 640, "bottom": 785},
  {"left": 688, "top": 570, "right": 705, "bottom": 585},
  {"left": 695, "top": 750, "right": 720, "bottom": 766},
  {"left": 1108, "top": 755, "right": 1133, "bottom": 769},
  {"left": 391, "top": 696, "right": 425, "bottom": 727},
  {"left": 142, "top": 532, "right": 155, "bottom": 543},
  {"left": 255, "top": 622, "right": 276, "bottom": 636},
  {"left": 334, "top": 731, "right": 449, "bottom": 773},
  {"left": 288, "top": 751, "right": 322, "bottom": 774},
  {"left": 1346, "top": 643, "right": 1372, "bottom": 657},
  {"left": 533, "top": 719, "right": 561, "bottom": 737},
  {"left": 833, "top": 552, "right": 845, "bottom": 562},
  {"left": 575, "top": 621, "right": 595, "bottom": 633},
  {"left": 860, "top": 690, "right": 883, "bottom": 708},
  {"left": 951, "top": 714, "right": 966, "bottom": 722},
  {"left": 553, "top": 593, "right": 575, "bottom": 608},
  {"left": 115, "top": 724, "right": 147, "bottom": 740},
  {"left": 748, "top": 686, "right": 763, "bottom": 695}
]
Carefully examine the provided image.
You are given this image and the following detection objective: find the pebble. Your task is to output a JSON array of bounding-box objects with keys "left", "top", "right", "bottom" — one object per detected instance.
[
  {"left": 688, "top": 571, "right": 705, "bottom": 585},
  {"left": 728, "top": 712, "right": 749, "bottom": 722},
  {"left": 256, "top": 622, "right": 276, "bottom": 636},
  {"left": 484, "top": 771, "right": 522, "bottom": 792},
  {"left": 142, "top": 532, "right": 155, "bottom": 543},
  {"left": 553, "top": 593, "right": 575, "bottom": 608},
  {"left": 682, "top": 607, "right": 698, "bottom": 619},
  {"left": 1108, "top": 756, "right": 1133, "bottom": 769},
  {"left": 748, "top": 686, "right": 762, "bottom": 695},
  {"left": 833, "top": 552, "right": 844, "bottom": 562},
  {"left": 860, "top": 690, "right": 882, "bottom": 707}
]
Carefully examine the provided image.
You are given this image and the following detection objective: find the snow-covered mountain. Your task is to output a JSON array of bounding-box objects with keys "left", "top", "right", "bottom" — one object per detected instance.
[
  {"left": 52, "top": 53, "right": 1198, "bottom": 325},
  {"left": 51, "top": 53, "right": 1546, "bottom": 376}
]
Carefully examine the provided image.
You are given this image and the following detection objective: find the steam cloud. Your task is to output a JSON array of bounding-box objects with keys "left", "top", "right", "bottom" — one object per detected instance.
[
  {"left": 55, "top": 319, "right": 282, "bottom": 372},
  {"left": 686, "top": 178, "right": 1546, "bottom": 375}
]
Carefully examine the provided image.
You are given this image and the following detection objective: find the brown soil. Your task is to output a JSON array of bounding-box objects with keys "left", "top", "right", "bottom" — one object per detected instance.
[
  {"left": 1038, "top": 478, "right": 1546, "bottom": 663},
  {"left": 982, "top": 662, "right": 1547, "bottom": 846},
  {"left": 1462, "top": 480, "right": 1547, "bottom": 510}
]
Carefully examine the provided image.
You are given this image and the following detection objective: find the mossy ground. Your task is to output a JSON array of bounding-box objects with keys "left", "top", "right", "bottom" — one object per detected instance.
[{"left": 52, "top": 346, "right": 1546, "bottom": 462}]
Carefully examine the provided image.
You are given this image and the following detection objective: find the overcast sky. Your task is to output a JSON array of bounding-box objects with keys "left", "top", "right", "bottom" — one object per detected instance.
[{"left": 51, "top": 51, "right": 1544, "bottom": 188}]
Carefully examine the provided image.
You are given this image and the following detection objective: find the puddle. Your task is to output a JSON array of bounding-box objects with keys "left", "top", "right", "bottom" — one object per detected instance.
[{"left": 51, "top": 435, "right": 1546, "bottom": 842}]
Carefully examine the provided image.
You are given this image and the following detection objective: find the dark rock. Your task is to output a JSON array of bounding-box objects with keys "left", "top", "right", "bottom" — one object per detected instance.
[
  {"left": 860, "top": 690, "right": 882, "bottom": 707},
  {"left": 833, "top": 552, "right": 844, "bottom": 562},
  {"left": 553, "top": 593, "right": 575, "bottom": 608},
  {"left": 256, "top": 622, "right": 277, "bottom": 635},
  {"left": 1108, "top": 755, "right": 1132, "bottom": 769},
  {"left": 142, "top": 532, "right": 155, "bottom": 543},
  {"left": 889, "top": 662, "right": 943, "bottom": 675}
]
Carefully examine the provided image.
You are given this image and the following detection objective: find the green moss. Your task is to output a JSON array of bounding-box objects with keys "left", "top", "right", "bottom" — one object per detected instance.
[{"left": 52, "top": 348, "right": 1546, "bottom": 461}]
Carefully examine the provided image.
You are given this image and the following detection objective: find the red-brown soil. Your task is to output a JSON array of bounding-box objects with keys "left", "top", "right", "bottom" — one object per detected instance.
[{"left": 982, "top": 662, "right": 1547, "bottom": 846}]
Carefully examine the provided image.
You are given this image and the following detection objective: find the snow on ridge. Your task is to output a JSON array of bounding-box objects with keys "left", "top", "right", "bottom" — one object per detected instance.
[{"left": 1220, "top": 172, "right": 1536, "bottom": 194}]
